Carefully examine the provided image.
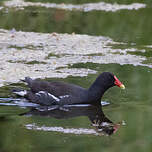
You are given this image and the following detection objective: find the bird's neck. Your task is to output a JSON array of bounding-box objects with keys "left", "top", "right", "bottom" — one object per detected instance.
[{"left": 88, "top": 80, "right": 111, "bottom": 104}]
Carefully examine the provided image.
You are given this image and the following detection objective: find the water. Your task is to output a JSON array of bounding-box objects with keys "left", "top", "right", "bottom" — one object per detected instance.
[{"left": 0, "top": 0, "right": 152, "bottom": 152}]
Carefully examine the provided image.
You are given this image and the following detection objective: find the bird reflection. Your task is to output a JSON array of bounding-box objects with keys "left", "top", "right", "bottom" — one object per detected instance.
[{"left": 22, "top": 104, "right": 120, "bottom": 136}]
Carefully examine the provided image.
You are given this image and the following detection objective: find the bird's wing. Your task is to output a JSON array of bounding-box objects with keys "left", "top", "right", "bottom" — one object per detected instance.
[{"left": 24, "top": 77, "right": 87, "bottom": 97}]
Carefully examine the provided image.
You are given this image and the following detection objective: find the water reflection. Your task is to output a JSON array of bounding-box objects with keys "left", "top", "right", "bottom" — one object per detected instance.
[{"left": 23, "top": 105, "right": 121, "bottom": 136}]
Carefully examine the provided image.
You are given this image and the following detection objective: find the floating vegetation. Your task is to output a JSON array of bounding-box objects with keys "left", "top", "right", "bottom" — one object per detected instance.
[
  {"left": 0, "top": 29, "right": 149, "bottom": 87},
  {"left": 4, "top": 0, "right": 146, "bottom": 12}
]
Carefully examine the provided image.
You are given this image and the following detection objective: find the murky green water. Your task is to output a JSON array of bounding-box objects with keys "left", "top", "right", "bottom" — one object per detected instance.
[
  {"left": 0, "top": 0, "right": 152, "bottom": 152},
  {"left": 0, "top": 8, "right": 151, "bottom": 44},
  {"left": 0, "top": 3, "right": 152, "bottom": 44}
]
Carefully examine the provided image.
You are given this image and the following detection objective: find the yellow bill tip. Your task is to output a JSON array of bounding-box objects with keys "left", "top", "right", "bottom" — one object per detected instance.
[{"left": 120, "top": 84, "right": 125, "bottom": 89}]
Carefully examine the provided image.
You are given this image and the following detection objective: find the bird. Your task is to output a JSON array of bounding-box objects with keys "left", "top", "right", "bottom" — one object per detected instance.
[{"left": 13, "top": 72, "right": 125, "bottom": 106}]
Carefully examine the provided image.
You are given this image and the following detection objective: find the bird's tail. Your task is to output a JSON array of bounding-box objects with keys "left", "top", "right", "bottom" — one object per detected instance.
[
  {"left": 21, "top": 77, "right": 33, "bottom": 86},
  {"left": 12, "top": 88, "right": 27, "bottom": 97}
]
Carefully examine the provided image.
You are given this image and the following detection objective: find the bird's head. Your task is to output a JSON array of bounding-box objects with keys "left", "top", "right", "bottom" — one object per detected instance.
[{"left": 97, "top": 72, "right": 125, "bottom": 90}]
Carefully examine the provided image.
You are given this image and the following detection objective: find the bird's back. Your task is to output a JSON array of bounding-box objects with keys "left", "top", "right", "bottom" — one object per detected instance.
[{"left": 25, "top": 78, "right": 87, "bottom": 98}]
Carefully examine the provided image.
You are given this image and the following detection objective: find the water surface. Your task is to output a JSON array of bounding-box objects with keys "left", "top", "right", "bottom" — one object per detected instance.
[{"left": 0, "top": 0, "right": 152, "bottom": 152}]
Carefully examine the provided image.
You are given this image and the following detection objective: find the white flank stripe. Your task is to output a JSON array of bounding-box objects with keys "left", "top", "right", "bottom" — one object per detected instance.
[
  {"left": 36, "top": 91, "right": 60, "bottom": 102},
  {"left": 48, "top": 93, "right": 60, "bottom": 102},
  {"left": 59, "top": 95, "right": 70, "bottom": 99}
]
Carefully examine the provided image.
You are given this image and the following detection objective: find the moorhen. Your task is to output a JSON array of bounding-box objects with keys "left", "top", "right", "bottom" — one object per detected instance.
[{"left": 13, "top": 72, "right": 125, "bottom": 106}]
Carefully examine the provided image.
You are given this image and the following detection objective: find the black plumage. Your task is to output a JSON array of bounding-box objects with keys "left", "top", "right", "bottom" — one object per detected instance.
[{"left": 13, "top": 72, "right": 124, "bottom": 106}]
